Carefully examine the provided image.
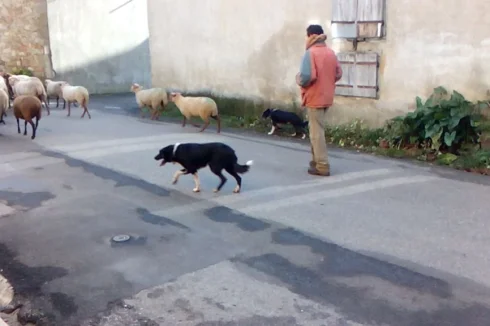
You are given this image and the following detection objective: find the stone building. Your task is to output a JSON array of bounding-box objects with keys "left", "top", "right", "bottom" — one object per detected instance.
[
  {"left": 0, "top": 0, "right": 51, "bottom": 78},
  {"left": 147, "top": 0, "right": 490, "bottom": 127}
]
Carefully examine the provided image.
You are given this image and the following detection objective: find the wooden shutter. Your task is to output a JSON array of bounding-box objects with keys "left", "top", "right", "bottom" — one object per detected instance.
[
  {"left": 335, "top": 52, "right": 379, "bottom": 99},
  {"left": 331, "top": 0, "right": 357, "bottom": 39},
  {"left": 357, "top": 0, "right": 385, "bottom": 38},
  {"left": 331, "top": 0, "right": 385, "bottom": 39}
]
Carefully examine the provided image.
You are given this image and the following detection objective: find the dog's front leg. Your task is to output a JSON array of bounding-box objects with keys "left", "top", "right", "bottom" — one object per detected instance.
[
  {"left": 172, "top": 169, "right": 187, "bottom": 184},
  {"left": 192, "top": 173, "right": 200, "bottom": 192},
  {"left": 268, "top": 124, "right": 276, "bottom": 135},
  {"left": 291, "top": 125, "right": 300, "bottom": 137}
]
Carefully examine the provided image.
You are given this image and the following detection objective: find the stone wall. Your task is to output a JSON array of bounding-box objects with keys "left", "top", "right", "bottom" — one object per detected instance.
[{"left": 0, "top": 0, "right": 50, "bottom": 78}]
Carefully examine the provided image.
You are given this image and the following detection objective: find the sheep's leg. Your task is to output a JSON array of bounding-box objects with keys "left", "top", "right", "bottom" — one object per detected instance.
[
  {"left": 150, "top": 107, "right": 158, "bottom": 120},
  {"left": 56, "top": 96, "right": 60, "bottom": 108},
  {"left": 182, "top": 116, "right": 187, "bottom": 127},
  {"left": 0, "top": 113, "right": 4, "bottom": 124},
  {"left": 16, "top": 118, "right": 20, "bottom": 134},
  {"left": 199, "top": 118, "right": 210, "bottom": 133},
  {"left": 81, "top": 99, "right": 91, "bottom": 119},
  {"left": 211, "top": 114, "right": 221, "bottom": 133},
  {"left": 23, "top": 120, "right": 28, "bottom": 136},
  {"left": 41, "top": 95, "right": 50, "bottom": 116},
  {"left": 67, "top": 101, "right": 71, "bottom": 117},
  {"left": 63, "top": 99, "right": 66, "bottom": 110},
  {"left": 28, "top": 120, "right": 36, "bottom": 139}
]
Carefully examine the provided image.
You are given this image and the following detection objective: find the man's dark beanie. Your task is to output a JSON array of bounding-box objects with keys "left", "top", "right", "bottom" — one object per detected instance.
[{"left": 307, "top": 24, "right": 324, "bottom": 36}]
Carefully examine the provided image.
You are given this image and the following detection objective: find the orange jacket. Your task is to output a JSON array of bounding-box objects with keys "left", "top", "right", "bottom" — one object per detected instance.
[{"left": 296, "top": 34, "right": 342, "bottom": 108}]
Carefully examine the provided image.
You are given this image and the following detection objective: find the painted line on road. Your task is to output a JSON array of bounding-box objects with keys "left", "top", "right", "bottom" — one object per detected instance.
[
  {"left": 152, "top": 168, "right": 398, "bottom": 217},
  {"left": 0, "top": 151, "right": 42, "bottom": 164},
  {"left": 50, "top": 133, "right": 220, "bottom": 153},
  {"left": 240, "top": 175, "right": 439, "bottom": 214}
]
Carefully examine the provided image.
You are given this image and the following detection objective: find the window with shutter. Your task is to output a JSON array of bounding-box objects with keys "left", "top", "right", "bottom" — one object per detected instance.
[
  {"left": 335, "top": 52, "right": 379, "bottom": 99},
  {"left": 331, "top": 0, "right": 385, "bottom": 39}
]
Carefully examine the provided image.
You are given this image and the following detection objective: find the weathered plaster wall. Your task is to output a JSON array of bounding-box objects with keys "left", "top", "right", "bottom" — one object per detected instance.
[
  {"left": 148, "top": 0, "right": 490, "bottom": 127},
  {"left": 0, "top": 0, "right": 50, "bottom": 77},
  {"left": 46, "top": 0, "right": 151, "bottom": 94}
]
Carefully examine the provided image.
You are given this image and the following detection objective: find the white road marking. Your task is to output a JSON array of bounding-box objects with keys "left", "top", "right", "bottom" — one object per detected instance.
[
  {"left": 50, "top": 134, "right": 219, "bottom": 153},
  {"left": 241, "top": 175, "right": 439, "bottom": 214},
  {"left": 0, "top": 151, "right": 42, "bottom": 164},
  {"left": 152, "top": 168, "right": 398, "bottom": 217}
]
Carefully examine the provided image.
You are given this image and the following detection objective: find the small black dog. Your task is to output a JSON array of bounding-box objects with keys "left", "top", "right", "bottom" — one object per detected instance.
[
  {"left": 154, "top": 142, "right": 253, "bottom": 193},
  {"left": 261, "top": 108, "right": 308, "bottom": 139}
]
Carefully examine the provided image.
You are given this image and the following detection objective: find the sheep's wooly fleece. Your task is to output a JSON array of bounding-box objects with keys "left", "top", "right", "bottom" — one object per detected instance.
[{"left": 0, "top": 274, "right": 13, "bottom": 307}]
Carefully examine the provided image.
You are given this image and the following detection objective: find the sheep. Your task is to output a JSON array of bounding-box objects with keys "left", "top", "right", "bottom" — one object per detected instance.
[
  {"left": 1, "top": 73, "right": 15, "bottom": 100},
  {"left": 8, "top": 75, "right": 34, "bottom": 96},
  {"left": 12, "top": 95, "right": 42, "bottom": 140},
  {"left": 9, "top": 77, "right": 50, "bottom": 115},
  {"left": 0, "top": 78, "right": 8, "bottom": 119},
  {"left": 130, "top": 83, "right": 169, "bottom": 120},
  {"left": 0, "top": 89, "right": 8, "bottom": 124},
  {"left": 169, "top": 92, "right": 221, "bottom": 133},
  {"left": 59, "top": 82, "right": 91, "bottom": 119},
  {"left": 45, "top": 79, "right": 67, "bottom": 108},
  {"left": 0, "top": 76, "right": 8, "bottom": 95}
]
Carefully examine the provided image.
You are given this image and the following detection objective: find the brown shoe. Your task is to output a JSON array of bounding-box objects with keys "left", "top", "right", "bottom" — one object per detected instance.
[{"left": 308, "top": 166, "right": 330, "bottom": 176}]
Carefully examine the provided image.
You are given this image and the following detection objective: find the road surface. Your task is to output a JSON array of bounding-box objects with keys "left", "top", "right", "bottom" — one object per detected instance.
[{"left": 1, "top": 95, "right": 490, "bottom": 326}]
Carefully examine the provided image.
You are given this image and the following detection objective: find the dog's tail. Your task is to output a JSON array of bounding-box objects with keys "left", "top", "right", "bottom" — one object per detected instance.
[{"left": 235, "top": 160, "right": 254, "bottom": 174}]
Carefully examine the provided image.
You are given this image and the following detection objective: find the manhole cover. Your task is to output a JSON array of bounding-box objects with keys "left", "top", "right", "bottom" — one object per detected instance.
[{"left": 112, "top": 234, "right": 131, "bottom": 243}]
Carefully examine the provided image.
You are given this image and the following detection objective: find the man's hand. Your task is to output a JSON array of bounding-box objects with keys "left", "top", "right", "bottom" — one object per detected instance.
[{"left": 295, "top": 72, "right": 302, "bottom": 86}]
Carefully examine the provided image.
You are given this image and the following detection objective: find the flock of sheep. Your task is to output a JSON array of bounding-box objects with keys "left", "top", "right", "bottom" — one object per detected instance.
[
  {"left": 0, "top": 72, "right": 91, "bottom": 139},
  {"left": 0, "top": 70, "right": 223, "bottom": 141},
  {"left": 130, "top": 83, "right": 222, "bottom": 133}
]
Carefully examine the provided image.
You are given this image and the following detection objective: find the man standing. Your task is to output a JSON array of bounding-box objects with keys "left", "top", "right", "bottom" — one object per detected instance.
[{"left": 296, "top": 24, "right": 342, "bottom": 176}]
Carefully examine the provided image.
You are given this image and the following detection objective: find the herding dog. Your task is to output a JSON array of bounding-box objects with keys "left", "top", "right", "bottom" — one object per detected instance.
[
  {"left": 261, "top": 108, "right": 309, "bottom": 139},
  {"left": 154, "top": 142, "right": 253, "bottom": 193}
]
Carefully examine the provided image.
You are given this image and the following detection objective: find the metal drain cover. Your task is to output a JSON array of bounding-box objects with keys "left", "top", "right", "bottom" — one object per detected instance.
[{"left": 112, "top": 234, "right": 131, "bottom": 243}]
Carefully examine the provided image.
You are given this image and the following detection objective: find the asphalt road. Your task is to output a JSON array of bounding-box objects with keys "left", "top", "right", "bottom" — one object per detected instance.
[{"left": 1, "top": 94, "right": 490, "bottom": 326}]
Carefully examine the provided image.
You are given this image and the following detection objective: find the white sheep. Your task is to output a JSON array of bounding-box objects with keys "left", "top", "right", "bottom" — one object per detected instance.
[
  {"left": 9, "top": 77, "right": 50, "bottom": 115},
  {"left": 45, "top": 79, "right": 67, "bottom": 109},
  {"left": 59, "top": 82, "right": 91, "bottom": 119},
  {"left": 0, "top": 78, "right": 8, "bottom": 118},
  {"left": 0, "top": 76, "right": 8, "bottom": 95},
  {"left": 169, "top": 92, "right": 221, "bottom": 133},
  {"left": 0, "top": 89, "right": 8, "bottom": 124},
  {"left": 130, "top": 83, "right": 169, "bottom": 120}
]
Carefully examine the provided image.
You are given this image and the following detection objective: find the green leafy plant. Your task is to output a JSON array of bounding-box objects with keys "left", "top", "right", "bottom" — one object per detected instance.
[
  {"left": 11, "top": 67, "right": 33, "bottom": 76},
  {"left": 385, "top": 86, "right": 484, "bottom": 153}
]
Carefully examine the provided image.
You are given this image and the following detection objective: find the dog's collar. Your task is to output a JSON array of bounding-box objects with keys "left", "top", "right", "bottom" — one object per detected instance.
[{"left": 172, "top": 143, "right": 180, "bottom": 157}]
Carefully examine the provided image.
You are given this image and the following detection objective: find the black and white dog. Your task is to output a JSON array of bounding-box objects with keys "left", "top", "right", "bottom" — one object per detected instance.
[
  {"left": 154, "top": 142, "right": 253, "bottom": 193},
  {"left": 261, "top": 108, "right": 309, "bottom": 139}
]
